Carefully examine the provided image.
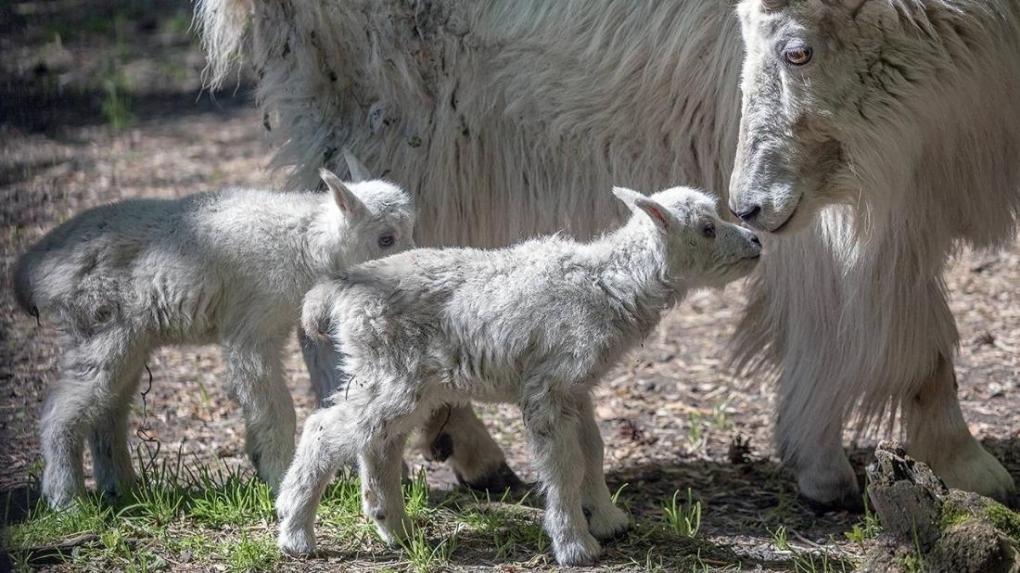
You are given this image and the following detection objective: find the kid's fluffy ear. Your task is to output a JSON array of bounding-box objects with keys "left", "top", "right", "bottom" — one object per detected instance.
[
  {"left": 343, "top": 147, "right": 372, "bottom": 183},
  {"left": 320, "top": 168, "right": 367, "bottom": 217},
  {"left": 611, "top": 186, "right": 644, "bottom": 211},
  {"left": 612, "top": 186, "right": 676, "bottom": 231},
  {"left": 633, "top": 197, "right": 678, "bottom": 232}
]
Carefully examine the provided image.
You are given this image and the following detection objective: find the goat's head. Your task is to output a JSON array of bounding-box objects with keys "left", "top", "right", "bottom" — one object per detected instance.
[
  {"left": 729, "top": 0, "right": 936, "bottom": 234},
  {"left": 614, "top": 186, "right": 762, "bottom": 288},
  {"left": 318, "top": 166, "right": 416, "bottom": 269}
]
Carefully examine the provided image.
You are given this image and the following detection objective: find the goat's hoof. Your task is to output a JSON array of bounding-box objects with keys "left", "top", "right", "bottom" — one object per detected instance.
[
  {"left": 796, "top": 454, "right": 862, "bottom": 514},
  {"left": 927, "top": 440, "right": 1016, "bottom": 504},
  {"left": 553, "top": 532, "right": 602, "bottom": 566},
  {"left": 456, "top": 462, "right": 525, "bottom": 494},
  {"left": 42, "top": 478, "right": 84, "bottom": 510},
  {"left": 278, "top": 527, "right": 316, "bottom": 556},
  {"left": 374, "top": 515, "right": 413, "bottom": 547},
  {"left": 588, "top": 504, "right": 631, "bottom": 540}
]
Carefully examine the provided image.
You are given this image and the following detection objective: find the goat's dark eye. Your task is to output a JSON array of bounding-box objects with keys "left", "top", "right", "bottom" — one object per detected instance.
[
  {"left": 701, "top": 223, "right": 716, "bottom": 239},
  {"left": 783, "top": 45, "right": 813, "bottom": 66},
  {"left": 378, "top": 234, "right": 395, "bottom": 248}
]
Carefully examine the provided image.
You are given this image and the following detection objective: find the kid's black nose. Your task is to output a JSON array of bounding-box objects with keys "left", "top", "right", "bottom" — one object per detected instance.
[{"left": 750, "top": 234, "right": 761, "bottom": 246}]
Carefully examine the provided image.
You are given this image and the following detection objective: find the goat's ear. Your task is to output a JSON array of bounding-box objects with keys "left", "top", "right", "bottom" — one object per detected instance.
[
  {"left": 632, "top": 197, "right": 679, "bottom": 233},
  {"left": 611, "top": 186, "right": 644, "bottom": 211},
  {"left": 320, "top": 168, "right": 366, "bottom": 218},
  {"left": 343, "top": 147, "right": 372, "bottom": 182}
]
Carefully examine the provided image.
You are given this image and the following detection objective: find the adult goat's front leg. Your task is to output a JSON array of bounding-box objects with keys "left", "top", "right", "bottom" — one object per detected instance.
[
  {"left": 522, "top": 391, "right": 601, "bottom": 566},
  {"left": 575, "top": 392, "right": 629, "bottom": 540},
  {"left": 223, "top": 336, "right": 295, "bottom": 491},
  {"left": 904, "top": 354, "right": 1014, "bottom": 501},
  {"left": 414, "top": 403, "right": 522, "bottom": 492}
]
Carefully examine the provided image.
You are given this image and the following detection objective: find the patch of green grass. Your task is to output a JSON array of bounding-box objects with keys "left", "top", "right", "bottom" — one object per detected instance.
[
  {"left": 197, "top": 380, "right": 213, "bottom": 411},
  {"left": 845, "top": 493, "right": 881, "bottom": 544},
  {"left": 405, "top": 467, "right": 434, "bottom": 520},
  {"left": 7, "top": 495, "right": 113, "bottom": 549},
  {"left": 770, "top": 525, "right": 853, "bottom": 573},
  {"left": 771, "top": 524, "right": 790, "bottom": 550},
  {"left": 686, "top": 412, "right": 704, "bottom": 448},
  {"left": 186, "top": 467, "right": 275, "bottom": 527},
  {"left": 711, "top": 400, "right": 732, "bottom": 430},
  {"left": 225, "top": 532, "right": 279, "bottom": 573},
  {"left": 898, "top": 553, "right": 925, "bottom": 573},
  {"left": 399, "top": 523, "right": 460, "bottom": 573},
  {"left": 662, "top": 488, "right": 702, "bottom": 538},
  {"left": 791, "top": 549, "right": 852, "bottom": 573},
  {"left": 166, "top": 532, "right": 217, "bottom": 561},
  {"left": 101, "top": 72, "right": 134, "bottom": 131},
  {"left": 457, "top": 495, "right": 549, "bottom": 559},
  {"left": 118, "top": 448, "right": 188, "bottom": 527}
]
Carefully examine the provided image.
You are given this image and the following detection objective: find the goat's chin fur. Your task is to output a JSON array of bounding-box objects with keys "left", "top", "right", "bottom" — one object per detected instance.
[{"left": 199, "top": 0, "right": 1020, "bottom": 503}]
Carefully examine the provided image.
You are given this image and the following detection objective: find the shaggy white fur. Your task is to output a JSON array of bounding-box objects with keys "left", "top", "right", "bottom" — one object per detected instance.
[
  {"left": 197, "top": 0, "right": 1020, "bottom": 506},
  {"left": 276, "top": 187, "right": 761, "bottom": 565},
  {"left": 14, "top": 170, "right": 414, "bottom": 508}
]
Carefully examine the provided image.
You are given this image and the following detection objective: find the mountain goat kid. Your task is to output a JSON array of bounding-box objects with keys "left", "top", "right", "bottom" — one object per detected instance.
[
  {"left": 13, "top": 168, "right": 415, "bottom": 508},
  {"left": 277, "top": 186, "right": 761, "bottom": 565}
]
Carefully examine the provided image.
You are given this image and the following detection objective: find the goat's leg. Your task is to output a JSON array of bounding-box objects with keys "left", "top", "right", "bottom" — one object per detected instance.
[
  {"left": 42, "top": 330, "right": 137, "bottom": 508},
  {"left": 89, "top": 350, "right": 148, "bottom": 500},
  {"left": 415, "top": 403, "right": 522, "bottom": 492},
  {"left": 904, "top": 354, "right": 1015, "bottom": 501},
  {"left": 360, "top": 431, "right": 412, "bottom": 545},
  {"left": 522, "top": 391, "right": 601, "bottom": 566},
  {"left": 574, "top": 392, "right": 629, "bottom": 540},
  {"left": 277, "top": 406, "right": 354, "bottom": 555},
  {"left": 223, "top": 336, "right": 296, "bottom": 491}
]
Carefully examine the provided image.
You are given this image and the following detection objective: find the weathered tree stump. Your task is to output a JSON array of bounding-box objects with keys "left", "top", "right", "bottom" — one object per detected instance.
[{"left": 860, "top": 442, "right": 1020, "bottom": 573}]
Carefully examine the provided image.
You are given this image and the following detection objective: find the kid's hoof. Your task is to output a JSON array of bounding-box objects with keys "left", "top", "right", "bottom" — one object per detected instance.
[
  {"left": 278, "top": 528, "right": 316, "bottom": 556},
  {"left": 374, "top": 515, "right": 414, "bottom": 547},
  {"left": 42, "top": 478, "right": 83, "bottom": 510},
  {"left": 456, "top": 462, "right": 525, "bottom": 494},
  {"left": 587, "top": 505, "right": 631, "bottom": 540},
  {"left": 553, "top": 532, "right": 602, "bottom": 566}
]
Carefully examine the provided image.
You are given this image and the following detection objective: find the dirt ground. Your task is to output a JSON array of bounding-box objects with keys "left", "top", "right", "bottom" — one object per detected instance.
[{"left": 2, "top": 2, "right": 1019, "bottom": 571}]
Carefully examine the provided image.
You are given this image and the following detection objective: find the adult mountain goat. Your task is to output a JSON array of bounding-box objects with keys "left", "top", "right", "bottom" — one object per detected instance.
[{"left": 198, "top": 0, "right": 1020, "bottom": 507}]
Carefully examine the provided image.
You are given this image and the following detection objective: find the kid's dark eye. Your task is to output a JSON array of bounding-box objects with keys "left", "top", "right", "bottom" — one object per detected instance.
[
  {"left": 701, "top": 223, "right": 716, "bottom": 239},
  {"left": 378, "top": 234, "right": 395, "bottom": 248}
]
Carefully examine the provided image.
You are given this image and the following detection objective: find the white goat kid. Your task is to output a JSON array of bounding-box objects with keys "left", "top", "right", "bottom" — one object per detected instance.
[
  {"left": 276, "top": 186, "right": 761, "bottom": 565},
  {"left": 14, "top": 167, "right": 415, "bottom": 508}
]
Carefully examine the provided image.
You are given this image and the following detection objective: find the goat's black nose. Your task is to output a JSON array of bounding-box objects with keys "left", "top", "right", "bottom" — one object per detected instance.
[
  {"left": 750, "top": 234, "right": 761, "bottom": 246},
  {"left": 732, "top": 205, "right": 762, "bottom": 222}
]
